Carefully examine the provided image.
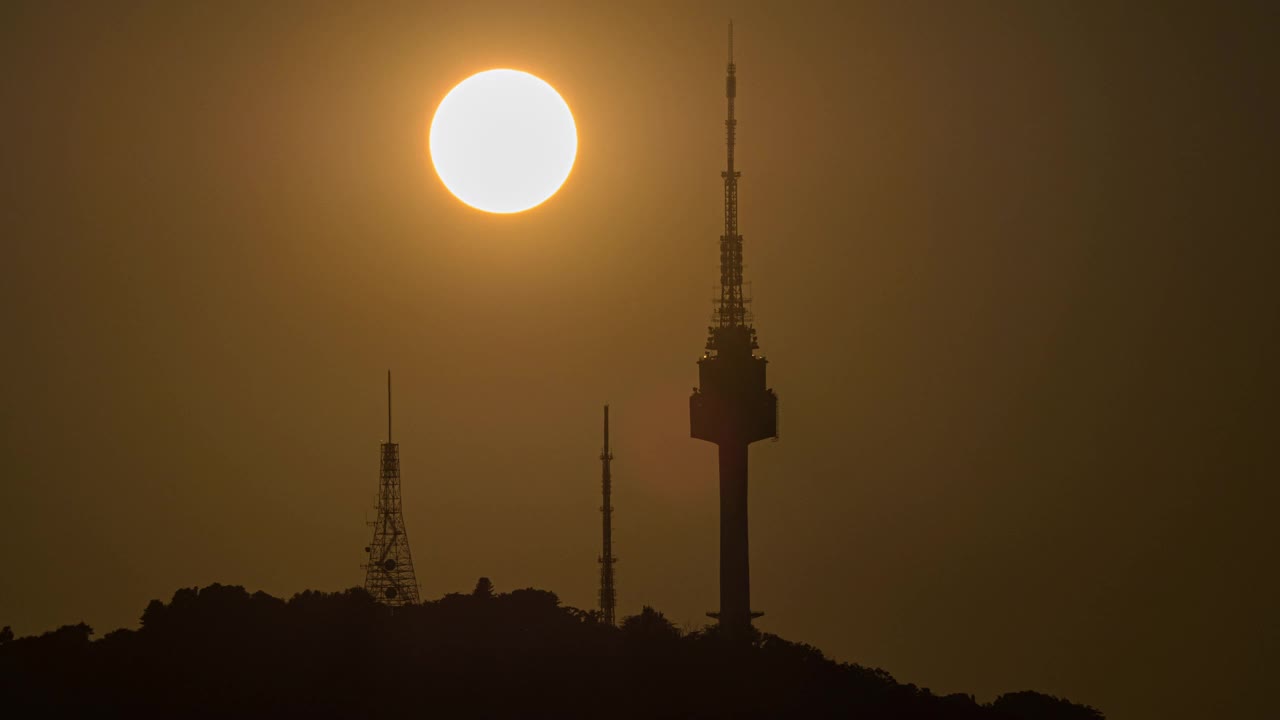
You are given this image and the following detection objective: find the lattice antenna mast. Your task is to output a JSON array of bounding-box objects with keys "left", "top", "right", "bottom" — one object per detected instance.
[
  {"left": 713, "top": 20, "right": 750, "bottom": 338},
  {"left": 362, "top": 371, "right": 421, "bottom": 606},
  {"left": 598, "top": 404, "right": 617, "bottom": 626}
]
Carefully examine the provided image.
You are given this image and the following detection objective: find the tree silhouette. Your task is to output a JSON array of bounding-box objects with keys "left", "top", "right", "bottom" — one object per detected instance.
[
  {"left": 620, "top": 605, "right": 680, "bottom": 642},
  {"left": 992, "top": 690, "right": 1105, "bottom": 719}
]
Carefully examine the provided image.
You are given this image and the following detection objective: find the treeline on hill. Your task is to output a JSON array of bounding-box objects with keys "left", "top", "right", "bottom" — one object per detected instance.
[{"left": 0, "top": 580, "right": 1102, "bottom": 719}]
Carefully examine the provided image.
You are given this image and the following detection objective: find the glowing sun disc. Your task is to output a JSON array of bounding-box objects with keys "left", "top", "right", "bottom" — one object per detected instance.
[{"left": 429, "top": 69, "right": 577, "bottom": 214}]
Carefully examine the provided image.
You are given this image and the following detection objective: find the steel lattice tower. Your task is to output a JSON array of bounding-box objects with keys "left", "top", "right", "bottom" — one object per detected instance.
[
  {"left": 363, "top": 372, "right": 421, "bottom": 606},
  {"left": 598, "top": 404, "right": 617, "bottom": 626},
  {"left": 689, "top": 22, "right": 778, "bottom": 639}
]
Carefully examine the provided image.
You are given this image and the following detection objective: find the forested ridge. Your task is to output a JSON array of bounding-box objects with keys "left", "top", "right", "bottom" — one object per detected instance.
[{"left": 0, "top": 581, "right": 1103, "bottom": 718}]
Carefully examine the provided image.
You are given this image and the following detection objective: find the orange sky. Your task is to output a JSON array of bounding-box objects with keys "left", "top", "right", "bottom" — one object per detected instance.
[{"left": 1, "top": 3, "right": 1276, "bottom": 719}]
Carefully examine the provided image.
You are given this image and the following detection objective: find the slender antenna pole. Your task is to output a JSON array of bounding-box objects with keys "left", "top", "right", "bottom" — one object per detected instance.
[
  {"left": 387, "top": 370, "right": 392, "bottom": 443},
  {"left": 599, "top": 403, "right": 616, "bottom": 626}
]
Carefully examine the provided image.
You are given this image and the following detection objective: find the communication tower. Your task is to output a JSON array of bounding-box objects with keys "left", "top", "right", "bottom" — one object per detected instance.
[
  {"left": 598, "top": 404, "right": 617, "bottom": 626},
  {"left": 689, "top": 22, "right": 779, "bottom": 638},
  {"left": 362, "top": 371, "right": 421, "bottom": 606}
]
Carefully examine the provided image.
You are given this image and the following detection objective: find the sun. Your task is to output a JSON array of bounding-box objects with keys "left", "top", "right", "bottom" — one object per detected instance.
[{"left": 429, "top": 69, "right": 578, "bottom": 214}]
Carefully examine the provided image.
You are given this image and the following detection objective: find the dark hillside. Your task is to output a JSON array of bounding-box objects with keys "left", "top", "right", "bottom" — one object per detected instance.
[{"left": 0, "top": 582, "right": 1102, "bottom": 719}]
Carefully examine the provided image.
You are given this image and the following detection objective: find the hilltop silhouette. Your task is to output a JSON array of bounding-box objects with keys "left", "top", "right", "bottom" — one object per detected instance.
[{"left": 0, "top": 581, "right": 1103, "bottom": 719}]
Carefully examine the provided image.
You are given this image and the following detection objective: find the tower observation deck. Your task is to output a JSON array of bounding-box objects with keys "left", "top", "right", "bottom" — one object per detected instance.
[{"left": 689, "top": 22, "right": 778, "bottom": 639}]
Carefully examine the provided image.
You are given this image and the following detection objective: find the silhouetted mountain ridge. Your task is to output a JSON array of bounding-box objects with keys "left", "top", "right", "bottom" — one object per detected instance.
[{"left": 0, "top": 581, "right": 1103, "bottom": 719}]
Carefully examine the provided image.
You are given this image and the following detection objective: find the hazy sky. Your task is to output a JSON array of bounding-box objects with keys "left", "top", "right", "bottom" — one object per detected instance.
[{"left": 2, "top": 2, "right": 1276, "bottom": 719}]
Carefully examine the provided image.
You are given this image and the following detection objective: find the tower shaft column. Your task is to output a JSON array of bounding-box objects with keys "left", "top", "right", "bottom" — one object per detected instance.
[{"left": 718, "top": 441, "right": 751, "bottom": 635}]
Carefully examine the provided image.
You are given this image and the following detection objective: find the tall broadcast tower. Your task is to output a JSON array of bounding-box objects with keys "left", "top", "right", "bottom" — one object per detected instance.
[
  {"left": 689, "top": 22, "right": 778, "bottom": 639},
  {"left": 598, "top": 404, "right": 617, "bottom": 626},
  {"left": 363, "top": 372, "right": 421, "bottom": 606}
]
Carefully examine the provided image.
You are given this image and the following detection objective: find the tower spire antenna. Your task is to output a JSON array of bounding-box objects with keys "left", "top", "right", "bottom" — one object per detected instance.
[
  {"left": 712, "top": 18, "right": 749, "bottom": 339},
  {"left": 728, "top": 19, "right": 734, "bottom": 64},
  {"left": 387, "top": 370, "right": 392, "bottom": 443}
]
